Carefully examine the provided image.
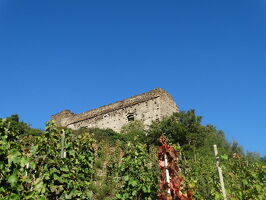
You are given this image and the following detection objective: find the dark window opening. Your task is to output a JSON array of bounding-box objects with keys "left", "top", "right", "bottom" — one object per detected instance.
[{"left": 127, "top": 113, "right": 134, "bottom": 122}]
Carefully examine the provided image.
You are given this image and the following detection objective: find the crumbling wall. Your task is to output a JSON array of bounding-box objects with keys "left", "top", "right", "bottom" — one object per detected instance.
[
  {"left": 52, "top": 88, "right": 178, "bottom": 132},
  {"left": 51, "top": 110, "right": 75, "bottom": 127},
  {"left": 67, "top": 97, "right": 162, "bottom": 132}
]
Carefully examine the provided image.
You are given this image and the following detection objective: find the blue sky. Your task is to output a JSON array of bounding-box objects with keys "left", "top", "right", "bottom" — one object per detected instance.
[{"left": 0, "top": 0, "right": 265, "bottom": 156}]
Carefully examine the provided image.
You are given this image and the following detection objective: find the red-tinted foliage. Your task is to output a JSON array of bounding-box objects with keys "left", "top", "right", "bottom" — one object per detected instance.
[{"left": 158, "top": 137, "right": 192, "bottom": 200}]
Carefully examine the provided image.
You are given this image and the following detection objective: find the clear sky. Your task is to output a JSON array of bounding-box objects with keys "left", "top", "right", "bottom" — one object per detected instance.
[{"left": 0, "top": 0, "right": 265, "bottom": 156}]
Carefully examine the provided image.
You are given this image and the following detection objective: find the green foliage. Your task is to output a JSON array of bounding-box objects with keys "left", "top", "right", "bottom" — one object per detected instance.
[
  {"left": 0, "top": 118, "right": 95, "bottom": 199},
  {"left": 120, "top": 120, "right": 147, "bottom": 143},
  {"left": 147, "top": 110, "right": 205, "bottom": 147},
  {"left": 121, "top": 120, "right": 145, "bottom": 135},
  {"left": 89, "top": 140, "right": 124, "bottom": 199},
  {"left": 224, "top": 156, "right": 266, "bottom": 200},
  {"left": 1, "top": 112, "right": 266, "bottom": 200},
  {"left": 73, "top": 127, "right": 126, "bottom": 146},
  {"left": 147, "top": 110, "right": 232, "bottom": 156},
  {"left": 147, "top": 110, "right": 265, "bottom": 199},
  {"left": 5, "top": 114, "right": 43, "bottom": 137},
  {"left": 115, "top": 142, "right": 159, "bottom": 200},
  {"left": 182, "top": 153, "right": 266, "bottom": 200},
  {"left": 0, "top": 118, "right": 44, "bottom": 199}
]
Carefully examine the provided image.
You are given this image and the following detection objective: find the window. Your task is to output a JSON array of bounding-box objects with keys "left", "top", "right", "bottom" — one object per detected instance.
[
  {"left": 127, "top": 113, "right": 134, "bottom": 122},
  {"left": 103, "top": 114, "right": 109, "bottom": 119}
]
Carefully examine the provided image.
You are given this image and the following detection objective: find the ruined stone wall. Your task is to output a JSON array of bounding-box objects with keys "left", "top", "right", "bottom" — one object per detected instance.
[
  {"left": 67, "top": 96, "right": 162, "bottom": 132},
  {"left": 51, "top": 110, "right": 75, "bottom": 127},
  {"left": 52, "top": 88, "right": 178, "bottom": 132},
  {"left": 159, "top": 91, "right": 179, "bottom": 119}
]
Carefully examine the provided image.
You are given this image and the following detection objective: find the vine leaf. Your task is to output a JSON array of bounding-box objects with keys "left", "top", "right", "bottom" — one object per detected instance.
[{"left": 7, "top": 172, "right": 18, "bottom": 187}]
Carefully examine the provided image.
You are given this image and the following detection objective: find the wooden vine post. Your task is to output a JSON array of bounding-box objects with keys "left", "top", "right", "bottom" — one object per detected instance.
[
  {"left": 213, "top": 144, "right": 227, "bottom": 200},
  {"left": 158, "top": 136, "right": 192, "bottom": 200},
  {"left": 61, "top": 129, "right": 66, "bottom": 158},
  {"left": 164, "top": 154, "right": 171, "bottom": 195}
]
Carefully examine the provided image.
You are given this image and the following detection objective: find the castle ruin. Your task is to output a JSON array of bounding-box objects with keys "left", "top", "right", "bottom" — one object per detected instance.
[{"left": 52, "top": 88, "right": 178, "bottom": 132}]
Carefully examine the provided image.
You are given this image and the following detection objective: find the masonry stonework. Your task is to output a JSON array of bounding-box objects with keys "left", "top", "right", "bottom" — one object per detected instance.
[{"left": 52, "top": 88, "right": 178, "bottom": 132}]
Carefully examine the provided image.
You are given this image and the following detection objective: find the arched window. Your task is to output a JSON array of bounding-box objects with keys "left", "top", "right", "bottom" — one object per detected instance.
[{"left": 127, "top": 113, "right": 134, "bottom": 122}]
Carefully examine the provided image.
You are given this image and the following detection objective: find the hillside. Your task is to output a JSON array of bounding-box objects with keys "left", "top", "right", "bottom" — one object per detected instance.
[{"left": 0, "top": 111, "right": 265, "bottom": 199}]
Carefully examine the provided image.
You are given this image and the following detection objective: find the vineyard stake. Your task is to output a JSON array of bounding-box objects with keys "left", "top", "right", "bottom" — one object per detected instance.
[
  {"left": 61, "top": 130, "right": 66, "bottom": 158},
  {"left": 25, "top": 162, "right": 29, "bottom": 176},
  {"left": 164, "top": 154, "right": 171, "bottom": 195},
  {"left": 213, "top": 144, "right": 227, "bottom": 200}
]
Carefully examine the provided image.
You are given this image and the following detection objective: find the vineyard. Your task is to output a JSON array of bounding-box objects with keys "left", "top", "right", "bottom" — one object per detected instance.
[{"left": 0, "top": 111, "right": 266, "bottom": 199}]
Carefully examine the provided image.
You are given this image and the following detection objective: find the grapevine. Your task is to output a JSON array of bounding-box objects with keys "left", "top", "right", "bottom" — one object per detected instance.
[{"left": 158, "top": 136, "right": 192, "bottom": 200}]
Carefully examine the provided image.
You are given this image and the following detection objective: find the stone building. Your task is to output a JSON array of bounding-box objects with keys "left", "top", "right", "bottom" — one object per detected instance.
[{"left": 52, "top": 88, "right": 178, "bottom": 132}]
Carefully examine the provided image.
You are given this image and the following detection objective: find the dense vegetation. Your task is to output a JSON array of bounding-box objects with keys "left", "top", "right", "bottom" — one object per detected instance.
[{"left": 0, "top": 112, "right": 265, "bottom": 199}]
